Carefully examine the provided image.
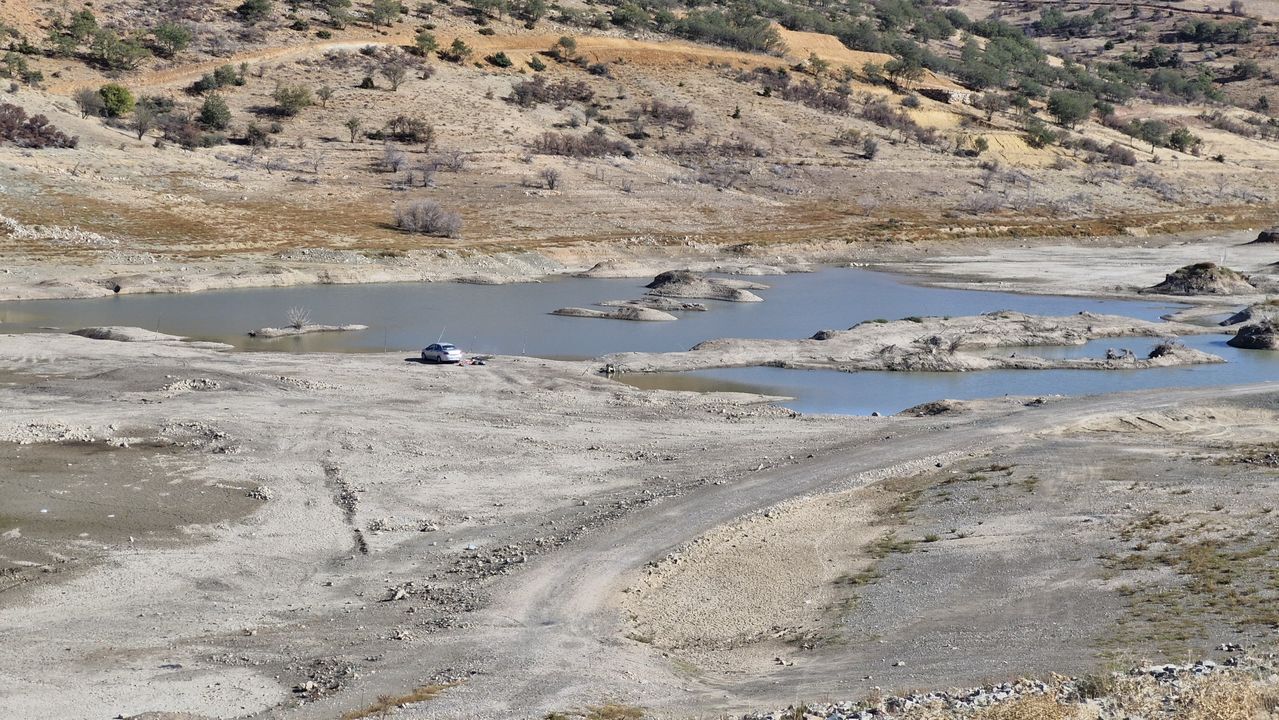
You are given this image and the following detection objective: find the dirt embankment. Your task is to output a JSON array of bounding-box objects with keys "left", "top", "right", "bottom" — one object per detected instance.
[{"left": 606, "top": 311, "right": 1224, "bottom": 374}]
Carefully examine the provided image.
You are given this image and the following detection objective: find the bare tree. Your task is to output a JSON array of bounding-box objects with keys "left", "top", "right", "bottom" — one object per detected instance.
[
  {"left": 73, "top": 87, "right": 104, "bottom": 118},
  {"left": 539, "top": 167, "right": 562, "bottom": 190},
  {"left": 287, "top": 306, "right": 311, "bottom": 329},
  {"left": 307, "top": 150, "right": 326, "bottom": 174},
  {"left": 133, "top": 105, "right": 157, "bottom": 141},
  {"left": 383, "top": 144, "right": 408, "bottom": 173},
  {"left": 380, "top": 60, "right": 409, "bottom": 92}
]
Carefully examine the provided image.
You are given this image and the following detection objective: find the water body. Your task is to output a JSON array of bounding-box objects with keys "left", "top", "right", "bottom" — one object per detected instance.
[
  {"left": 0, "top": 268, "right": 1179, "bottom": 356},
  {"left": 0, "top": 268, "right": 1271, "bottom": 415},
  {"left": 616, "top": 334, "right": 1279, "bottom": 416}
]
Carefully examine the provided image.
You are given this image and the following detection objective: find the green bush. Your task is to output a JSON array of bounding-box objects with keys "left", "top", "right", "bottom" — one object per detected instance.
[
  {"left": 486, "top": 51, "right": 513, "bottom": 68},
  {"left": 98, "top": 83, "right": 135, "bottom": 117},
  {"left": 236, "top": 0, "right": 273, "bottom": 24},
  {"left": 199, "top": 95, "right": 232, "bottom": 130}
]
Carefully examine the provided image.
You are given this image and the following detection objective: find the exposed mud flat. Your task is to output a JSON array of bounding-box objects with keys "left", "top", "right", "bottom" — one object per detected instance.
[{"left": 0, "top": 441, "right": 260, "bottom": 584}]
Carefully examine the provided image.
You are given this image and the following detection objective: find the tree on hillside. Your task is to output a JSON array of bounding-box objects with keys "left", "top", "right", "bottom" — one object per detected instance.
[
  {"left": 236, "top": 0, "right": 273, "bottom": 24},
  {"left": 368, "top": 0, "right": 404, "bottom": 26},
  {"left": 1046, "top": 90, "right": 1094, "bottom": 129},
  {"left": 151, "top": 22, "right": 192, "bottom": 58},
  {"left": 413, "top": 29, "right": 438, "bottom": 56},
  {"left": 344, "top": 117, "right": 362, "bottom": 142},
  {"left": 319, "top": 0, "right": 353, "bottom": 27}
]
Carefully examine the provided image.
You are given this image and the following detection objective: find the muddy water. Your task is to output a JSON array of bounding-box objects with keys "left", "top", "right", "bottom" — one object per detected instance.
[{"left": 0, "top": 442, "right": 259, "bottom": 573}]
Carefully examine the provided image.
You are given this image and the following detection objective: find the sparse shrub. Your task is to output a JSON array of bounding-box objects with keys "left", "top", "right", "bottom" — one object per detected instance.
[
  {"left": 344, "top": 117, "right": 362, "bottom": 142},
  {"left": 531, "top": 128, "right": 633, "bottom": 157},
  {"left": 1022, "top": 118, "right": 1058, "bottom": 148},
  {"left": 1104, "top": 142, "right": 1137, "bottom": 166},
  {"left": 901, "top": 94, "right": 920, "bottom": 108},
  {"left": 487, "top": 52, "right": 513, "bottom": 68},
  {"left": 73, "top": 87, "right": 104, "bottom": 118},
  {"left": 271, "top": 83, "right": 313, "bottom": 116},
  {"left": 0, "top": 103, "right": 78, "bottom": 148},
  {"left": 439, "top": 38, "right": 472, "bottom": 63},
  {"left": 635, "top": 100, "right": 695, "bottom": 134},
  {"left": 527, "top": 56, "right": 546, "bottom": 72},
  {"left": 98, "top": 83, "right": 135, "bottom": 117},
  {"left": 507, "top": 76, "right": 593, "bottom": 108},
  {"left": 395, "top": 200, "right": 462, "bottom": 237},
  {"left": 862, "top": 137, "right": 879, "bottom": 159},
  {"left": 539, "top": 167, "right": 561, "bottom": 189}
]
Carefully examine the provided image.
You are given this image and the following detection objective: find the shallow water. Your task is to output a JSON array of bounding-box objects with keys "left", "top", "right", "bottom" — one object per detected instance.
[
  {"left": 616, "top": 335, "right": 1279, "bottom": 415},
  {"left": 0, "top": 268, "right": 1181, "bottom": 356},
  {"left": 1, "top": 268, "right": 1272, "bottom": 415}
]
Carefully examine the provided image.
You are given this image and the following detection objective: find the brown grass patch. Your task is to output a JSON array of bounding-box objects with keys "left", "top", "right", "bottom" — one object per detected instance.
[{"left": 339, "top": 682, "right": 458, "bottom": 720}]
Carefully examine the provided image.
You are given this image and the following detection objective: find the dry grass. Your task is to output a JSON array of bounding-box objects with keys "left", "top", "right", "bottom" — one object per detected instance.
[
  {"left": 973, "top": 696, "right": 1079, "bottom": 720},
  {"left": 546, "top": 703, "right": 646, "bottom": 720},
  {"left": 1109, "top": 672, "right": 1265, "bottom": 720},
  {"left": 339, "top": 682, "right": 457, "bottom": 720}
]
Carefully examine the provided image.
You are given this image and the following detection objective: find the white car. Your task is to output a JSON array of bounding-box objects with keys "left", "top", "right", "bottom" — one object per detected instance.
[{"left": 421, "top": 342, "right": 463, "bottom": 363}]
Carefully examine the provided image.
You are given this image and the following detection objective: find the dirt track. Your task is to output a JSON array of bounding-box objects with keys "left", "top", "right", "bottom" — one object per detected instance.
[{"left": 266, "top": 380, "right": 1279, "bottom": 719}]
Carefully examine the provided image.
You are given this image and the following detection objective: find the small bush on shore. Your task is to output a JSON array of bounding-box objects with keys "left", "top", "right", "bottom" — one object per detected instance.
[{"left": 395, "top": 200, "right": 462, "bottom": 237}]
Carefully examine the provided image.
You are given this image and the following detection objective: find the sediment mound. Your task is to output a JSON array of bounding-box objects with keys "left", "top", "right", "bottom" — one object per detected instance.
[
  {"left": 1220, "top": 301, "right": 1279, "bottom": 326},
  {"left": 644, "top": 270, "right": 764, "bottom": 302},
  {"left": 248, "top": 324, "right": 369, "bottom": 338},
  {"left": 1227, "top": 320, "right": 1279, "bottom": 350},
  {"left": 1141, "top": 262, "right": 1256, "bottom": 296},
  {"left": 599, "top": 298, "right": 707, "bottom": 312},
  {"left": 552, "top": 306, "right": 678, "bottom": 321},
  {"left": 71, "top": 326, "right": 185, "bottom": 342},
  {"left": 1250, "top": 227, "right": 1279, "bottom": 243}
]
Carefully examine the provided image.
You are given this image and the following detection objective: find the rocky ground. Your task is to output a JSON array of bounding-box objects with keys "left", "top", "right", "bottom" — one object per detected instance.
[{"left": 1, "top": 322, "right": 1277, "bottom": 719}]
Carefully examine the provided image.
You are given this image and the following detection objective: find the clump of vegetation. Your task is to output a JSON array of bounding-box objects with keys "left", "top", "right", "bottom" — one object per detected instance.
[
  {"left": 271, "top": 84, "right": 313, "bottom": 117},
  {"left": 190, "top": 64, "right": 246, "bottom": 95},
  {"left": 98, "top": 83, "right": 135, "bottom": 118},
  {"left": 0, "top": 103, "right": 78, "bottom": 148},
  {"left": 531, "top": 129, "right": 633, "bottom": 157},
  {"left": 395, "top": 200, "right": 462, "bottom": 238},
  {"left": 507, "top": 76, "right": 594, "bottom": 108}
]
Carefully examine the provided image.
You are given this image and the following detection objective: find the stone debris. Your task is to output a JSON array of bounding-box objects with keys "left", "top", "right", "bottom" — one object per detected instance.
[
  {"left": 0, "top": 422, "right": 100, "bottom": 445},
  {"left": 1, "top": 213, "right": 117, "bottom": 247},
  {"left": 741, "top": 656, "right": 1278, "bottom": 720},
  {"left": 161, "top": 377, "right": 222, "bottom": 395}
]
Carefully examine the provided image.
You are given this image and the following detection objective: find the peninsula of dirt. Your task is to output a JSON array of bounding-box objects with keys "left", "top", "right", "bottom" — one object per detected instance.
[{"left": 605, "top": 311, "right": 1223, "bottom": 374}]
